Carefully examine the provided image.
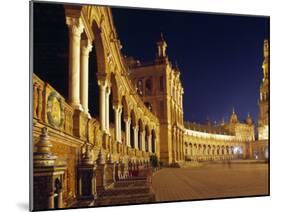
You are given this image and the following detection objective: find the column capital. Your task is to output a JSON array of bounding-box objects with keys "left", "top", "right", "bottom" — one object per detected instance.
[
  {"left": 133, "top": 126, "right": 139, "bottom": 131},
  {"left": 124, "top": 117, "right": 131, "bottom": 123},
  {"left": 66, "top": 16, "right": 84, "bottom": 37},
  {"left": 97, "top": 78, "right": 108, "bottom": 88},
  {"left": 81, "top": 39, "right": 93, "bottom": 56},
  {"left": 113, "top": 103, "right": 122, "bottom": 111}
]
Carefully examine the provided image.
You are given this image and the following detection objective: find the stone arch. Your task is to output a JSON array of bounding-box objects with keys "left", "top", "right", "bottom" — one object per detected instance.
[
  {"left": 145, "top": 125, "right": 150, "bottom": 152},
  {"left": 221, "top": 146, "right": 225, "bottom": 155},
  {"left": 189, "top": 143, "right": 193, "bottom": 156},
  {"left": 151, "top": 129, "right": 156, "bottom": 153},
  {"left": 138, "top": 119, "right": 144, "bottom": 150},
  {"left": 130, "top": 110, "right": 136, "bottom": 127},
  {"left": 121, "top": 96, "right": 130, "bottom": 119},
  {"left": 207, "top": 145, "right": 211, "bottom": 155},
  {"left": 230, "top": 146, "right": 234, "bottom": 155},
  {"left": 198, "top": 144, "right": 202, "bottom": 155},
  {"left": 217, "top": 145, "right": 220, "bottom": 155},
  {"left": 91, "top": 20, "right": 107, "bottom": 74},
  {"left": 203, "top": 144, "right": 207, "bottom": 155},
  {"left": 144, "top": 102, "right": 153, "bottom": 112},
  {"left": 212, "top": 145, "right": 216, "bottom": 155},
  {"left": 193, "top": 143, "right": 198, "bottom": 156},
  {"left": 226, "top": 146, "right": 229, "bottom": 154},
  {"left": 145, "top": 77, "right": 153, "bottom": 95},
  {"left": 110, "top": 73, "right": 120, "bottom": 104}
]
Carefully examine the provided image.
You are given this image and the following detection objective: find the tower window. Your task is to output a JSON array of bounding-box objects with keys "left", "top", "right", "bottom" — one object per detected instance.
[
  {"left": 145, "top": 102, "right": 153, "bottom": 111},
  {"left": 145, "top": 78, "right": 153, "bottom": 95},
  {"left": 136, "top": 79, "right": 143, "bottom": 96}
]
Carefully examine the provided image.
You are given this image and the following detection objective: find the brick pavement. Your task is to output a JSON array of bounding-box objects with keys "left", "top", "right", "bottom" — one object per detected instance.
[{"left": 152, "top": 163, "right": 268, "bottom": 202}]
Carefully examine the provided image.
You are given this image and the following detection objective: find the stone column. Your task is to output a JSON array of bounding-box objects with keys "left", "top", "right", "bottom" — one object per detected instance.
[
  {"left": 118, "top": 107, "right": 122, "bottom": 142},
  {"left": 66, "top": 17, "right": 84, "bottom": 110},
  {"left": 181, "top": 132, "right": 184, "bottom": 160},
  {"left": 57, "top": 189, "right": 63, "bottom": 208},
  {"left": 154, "top": 138, "right": 157, "bottom": 154},
  {"left": 141, "top": 131, "right": 145, "bottom": 151},
  {"left": 192, "top": 146, "right": 195, "bottom": 160},
  {"left": 48, "top": 192, "right": 55, "bottom": 209},
  {"left": 125, "top": 118, "right": 131, "bottom": 147},
  {"left": 113, "top": 104, "right": 122, "bottom": 143},
  {"left": 133, "top": 126, "right": 139, "bottom": 149},
  {"left": 98, "top": 80, "right": 107, "bottom": 132},
  {"left": 37, "top": 87, "right": 43, "bottom": 120},
  {"left": 80, "top": 39, "right": 92, "bottom": 116},
  {"left": 177, "top": 130, "right": 180, "bottom": 160},
  {"left": 148, "top": 134, "right": 152, "bottom": 153},
  {"left": 105, "top": 87, "right": 111, "bottom": 134},
  {"left": 174, "top": 131, "right": 178, "bottom": 161}
]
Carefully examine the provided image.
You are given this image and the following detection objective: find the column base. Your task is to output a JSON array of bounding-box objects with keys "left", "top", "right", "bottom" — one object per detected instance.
[
  {"left": 86, "top": 112, "right": 91, "bottom": 119},
  {"left": 70, "top": 103, "right": 83, "bottom": 111}
]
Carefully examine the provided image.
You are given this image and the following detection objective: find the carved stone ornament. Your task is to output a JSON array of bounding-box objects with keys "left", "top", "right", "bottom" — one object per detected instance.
[{"left": 47, "top": 91, "right": 65, "bottom": 128}]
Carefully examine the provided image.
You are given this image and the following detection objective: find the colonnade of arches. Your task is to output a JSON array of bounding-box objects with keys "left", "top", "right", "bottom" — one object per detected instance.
[
  {"left": 184, "top": 142, "right": 245, "bottom": 161},
  {"left": 64, "top": 6, "right": 159, "bottom": 155}
]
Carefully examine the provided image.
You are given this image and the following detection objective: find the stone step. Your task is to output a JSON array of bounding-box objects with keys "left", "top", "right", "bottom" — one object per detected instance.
[
  {"left": 114, "top": 181, "right": 150, "bottom": 188},
  {"left": 101, "top": 187, "right": 152, "bottom": 197},
  {"left": 95, "top": 193, "right": 155, "bottom": 206}
]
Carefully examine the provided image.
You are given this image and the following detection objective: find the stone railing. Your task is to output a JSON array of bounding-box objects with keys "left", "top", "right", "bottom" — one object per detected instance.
[
  {"left": 33, "top": 74, "right": 44, "bottom": 121},
  {"left": 32, "top": 74, "right": 98, "bottom": 142},
  {"left": 33, "top": 74, "right": 75, "bottom": 137},
  {"left": 33, "top": 74, "right": 153, "bottom": 161}
]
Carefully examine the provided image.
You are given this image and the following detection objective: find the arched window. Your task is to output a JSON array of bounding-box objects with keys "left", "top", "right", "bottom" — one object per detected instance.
[
  {"left": 144, "top": 102, "right": 153, "bottom": 111},
  {"left": 136, "top": 79, "right": 143, "bottom": 96},
  {"left": 145, "top": 78, "right": 153, "bottom": 95}
]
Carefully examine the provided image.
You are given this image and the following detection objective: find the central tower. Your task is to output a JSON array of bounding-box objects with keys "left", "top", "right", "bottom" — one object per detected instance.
[
  {"left": 258, "top": 39, "right": 269, "bottom": 140},
  {"left": 126, "top": 34, "right": 185, "bottom": 164}
]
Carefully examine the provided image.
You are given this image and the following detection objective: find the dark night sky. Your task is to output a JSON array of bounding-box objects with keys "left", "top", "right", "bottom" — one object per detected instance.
[{"left": 111, "top": 7, "right": 269, "bottom": 125}]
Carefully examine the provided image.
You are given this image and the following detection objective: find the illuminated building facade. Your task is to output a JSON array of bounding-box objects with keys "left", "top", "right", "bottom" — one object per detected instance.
[
  {"left": 32, "top": 5, "right": 160, "bottom": 210},
  {"left": 31, "top": 3, "right": 269, "bottom": 210},
  {"left": 184, "top": 110, "right": 255, "bottom": 161},
  {"left": 126, "top": 34, "right": 185, "bottom": 164},
  {"left": 251, "top": 39, "right": 269, "bottom": 160},
  {"left": 258, "top": 40, "right": 269, "bottom": 140}
]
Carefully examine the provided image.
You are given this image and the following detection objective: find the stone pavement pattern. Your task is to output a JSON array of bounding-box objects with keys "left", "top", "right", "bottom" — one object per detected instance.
[{"left": 152, "top": 163, "right": 268, "bottom": 201}]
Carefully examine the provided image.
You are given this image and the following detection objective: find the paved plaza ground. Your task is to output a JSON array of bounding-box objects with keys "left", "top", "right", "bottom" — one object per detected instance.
[{"left": 152, "top": 163, "right": 269, "bottom": 202}]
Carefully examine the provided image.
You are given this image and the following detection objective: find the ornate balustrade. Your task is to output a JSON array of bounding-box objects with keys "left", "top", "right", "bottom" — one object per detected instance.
[{"left": 33, "top": 73, "right": 153, "bottom": 162}]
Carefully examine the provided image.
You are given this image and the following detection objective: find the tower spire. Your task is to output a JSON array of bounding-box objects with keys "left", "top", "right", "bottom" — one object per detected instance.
[
  {"left": 156, "top": 33, "right": 167, "bottom": 59},
  {"left": 262, "top": 39, "right": 269, "bottom": 81}
]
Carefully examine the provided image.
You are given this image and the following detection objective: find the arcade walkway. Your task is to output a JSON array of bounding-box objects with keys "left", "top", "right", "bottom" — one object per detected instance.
[{"left": 152, "top": 163, "right": 268, "bottom": 201}]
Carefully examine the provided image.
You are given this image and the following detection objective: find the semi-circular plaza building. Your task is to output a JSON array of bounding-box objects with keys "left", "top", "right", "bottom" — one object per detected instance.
[{"left": 32, "top": 3, "right": 269, "bottom": 210}]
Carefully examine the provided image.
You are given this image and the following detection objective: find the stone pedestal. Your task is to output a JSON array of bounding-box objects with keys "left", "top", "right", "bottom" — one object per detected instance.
[
  {"left": 119, "top": 161, "right": 125, "bottom": 179},
  {"left": 78, "top": 164, "right": 97, "bottom": 199},
  {"left": 33, "top": 128, "right": 66, "bottom": 211},
  {"left": 95, "top": 151, "right": 106, "bottom": 194},
  {"left": 102, "top": 133, "right": 109, "bottom": 150},
  {"left": 73, "top": 109, "right": 88, "bottom": 139},
  {"left": 77, "top": 145, "right": 97, "bottom": 199},
  {"left": 104, "top": 156, "right": 115, "bottom": 188},
  {"left": 114, "top": 162, "right": 120, "bottom": 181}
]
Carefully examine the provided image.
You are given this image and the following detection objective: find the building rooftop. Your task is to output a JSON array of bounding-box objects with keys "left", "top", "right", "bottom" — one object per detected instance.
[{"left": 184, "top": 121, "right": 234, "bottom": 136}]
